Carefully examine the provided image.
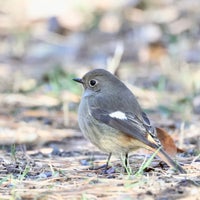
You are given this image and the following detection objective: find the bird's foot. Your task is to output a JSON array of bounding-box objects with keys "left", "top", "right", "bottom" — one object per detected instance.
[
  {"left": 89, "top": 164, "right": 108, "bottom": 170},
  {"left": 103, "top": 167, "right": 115, "bottom": 174},
  {"left": 89, "top": 164, "right": 115, "bottom": 174}
]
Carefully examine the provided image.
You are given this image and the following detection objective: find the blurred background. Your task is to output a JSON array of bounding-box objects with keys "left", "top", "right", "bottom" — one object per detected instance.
[{"left": 0, "top": 0, "right": 199, "bottom": 147}]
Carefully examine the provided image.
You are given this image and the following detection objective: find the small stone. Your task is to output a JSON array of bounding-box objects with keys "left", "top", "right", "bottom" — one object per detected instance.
[{"left": 80, "top": 159, "right": 90, "bottom": 166}]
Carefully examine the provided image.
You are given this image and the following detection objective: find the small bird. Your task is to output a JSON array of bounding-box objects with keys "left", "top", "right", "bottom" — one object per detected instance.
[{"left": 73, "top": 69, "right": 186, "bottom": 174}]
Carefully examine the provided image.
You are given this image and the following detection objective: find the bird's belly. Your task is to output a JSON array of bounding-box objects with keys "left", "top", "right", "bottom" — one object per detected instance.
[
  {"left": 79, "top": 111, "right": 140, "bottom": 154},
  {"left": 78, "top": 98, "right": 141, "bottom": 154},
  {"left": 79, "top": 113, "right": 118, "bottom": 152}
]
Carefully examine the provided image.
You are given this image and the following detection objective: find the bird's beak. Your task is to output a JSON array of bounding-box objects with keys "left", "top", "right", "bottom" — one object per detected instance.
[{"left": 73, "top": 78, "right": 84, "bottom": 84}]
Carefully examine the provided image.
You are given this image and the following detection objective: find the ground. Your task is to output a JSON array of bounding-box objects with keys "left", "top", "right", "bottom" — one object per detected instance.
[
  {"left": 0, "top": 0, "right": 200, "bottom": 199},
  {"left": 0, "top": 89, "right": 199, "bottom": 199}
]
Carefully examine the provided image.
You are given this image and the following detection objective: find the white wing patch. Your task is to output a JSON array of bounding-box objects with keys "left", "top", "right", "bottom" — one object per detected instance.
[{"left": 109, "top": 111, "right": 127, "bottom": 120}]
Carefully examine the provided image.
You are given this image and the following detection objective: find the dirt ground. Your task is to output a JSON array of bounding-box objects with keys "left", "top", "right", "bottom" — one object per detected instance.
[
  {"left": 0, "top": 0, "right": 200, "bottom": 199},
  {"left": 0, "top": 87, "right": 199, "bottom": 200}
]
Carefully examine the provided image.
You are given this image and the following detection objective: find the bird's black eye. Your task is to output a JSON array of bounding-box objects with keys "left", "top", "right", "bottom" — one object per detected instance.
[{"left": 89, "top": 79, "right": 97, "bottom": 87}]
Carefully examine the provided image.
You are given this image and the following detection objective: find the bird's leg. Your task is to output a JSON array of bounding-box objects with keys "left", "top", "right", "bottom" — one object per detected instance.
[
  {"left": 124, "top": 153, "right": 130, "bottom": 173},
  {"left": 125, "top": 153, "right": 128, "bottom": 168},
  {"left": 102, "top": 152, "right": 116, "bottom": 174},
  {"left": 89, "top": 153, "right": 112, "bottom": 171},
  {"left": 105, "top": 152, "right": 112, "bottom": 171}
]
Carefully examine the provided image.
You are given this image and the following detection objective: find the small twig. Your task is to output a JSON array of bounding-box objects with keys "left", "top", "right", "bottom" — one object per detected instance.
[
  {"left": 107, "top": 41, "right": 124, "bottom": 74},
  {"left": 179, "top": 122, "right": 185, "bottom": 149},
  {"left": 191, "top": 153, "right": 200, "bottom": 164},
  {"left": 63, "top": 102, "right": 69, "bottom": 126}
]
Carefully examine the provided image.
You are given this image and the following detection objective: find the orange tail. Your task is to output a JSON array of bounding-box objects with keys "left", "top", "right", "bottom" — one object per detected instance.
[{"left": 156, "top": 127, "right": 185, "bottom": 157}]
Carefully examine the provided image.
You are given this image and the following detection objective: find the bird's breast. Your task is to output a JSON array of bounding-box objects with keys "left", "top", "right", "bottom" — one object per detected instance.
[{"left": 78, "top": 98, "right": 141, "bottom": 154}]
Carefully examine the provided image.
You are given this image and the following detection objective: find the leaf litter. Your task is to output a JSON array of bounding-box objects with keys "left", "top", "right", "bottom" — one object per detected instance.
[
  {"left": 0, "top": 0, "right": 200, "bottom": 199},
  {"left": 0, "top": 73, "right": 199, "bottom": 199}
]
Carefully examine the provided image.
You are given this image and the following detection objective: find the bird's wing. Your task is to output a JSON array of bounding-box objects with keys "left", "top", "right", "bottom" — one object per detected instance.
[
  {"left": 139, "top": 111, "right": 161, "bottom": 146},
  {"left": 90, "top": 107, "right": 160, "bottom": 149}
]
